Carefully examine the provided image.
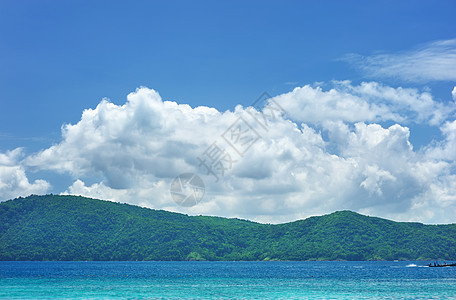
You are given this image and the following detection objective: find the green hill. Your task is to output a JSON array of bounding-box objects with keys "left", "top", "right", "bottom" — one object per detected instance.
[{"left": 1, "top": 195, "right": 455, "bottom": 261}]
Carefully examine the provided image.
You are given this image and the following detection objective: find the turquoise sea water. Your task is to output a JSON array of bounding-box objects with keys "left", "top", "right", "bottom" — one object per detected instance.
[{"left": 1, "top": 261, "right": 456, "bottom": 299}]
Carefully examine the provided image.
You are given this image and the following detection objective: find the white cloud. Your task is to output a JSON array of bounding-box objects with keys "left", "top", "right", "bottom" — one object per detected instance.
[
  {"left": 344, "top": 39, "right": 456, "bottom": 82},
  {"left": 273, "top": 81, "right": 452, "bottom": 126},
  {"left": 26, "top": 88, "right": 222, "bottom": 187},
  {"left": 62, "top": 178, "right": 173, "bottom": 209},
  {"left": 18, "top": 84, "right": 456, "bottom": 224},
  {"left": 426, "top": 120, "right": 456, "bottom": 161},
  {"left": 0, "top": 148, "right": 50, "bottom": 200},
  {"left": 452, "top": 86, "right": 456, "bottom": 101}
]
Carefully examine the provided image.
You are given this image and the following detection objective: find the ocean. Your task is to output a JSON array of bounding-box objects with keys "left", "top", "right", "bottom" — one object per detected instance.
[{"left": 1, "top": 261, "right": 455, "bottom": 299}]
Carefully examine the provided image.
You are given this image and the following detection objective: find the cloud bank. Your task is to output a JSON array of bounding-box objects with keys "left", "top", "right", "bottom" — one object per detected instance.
[
  {"left": 2, "top": 82, "right": 456, "bottom": 224},
  {"left": 344, "top": 39, "right": 456, "bottom": 82}
]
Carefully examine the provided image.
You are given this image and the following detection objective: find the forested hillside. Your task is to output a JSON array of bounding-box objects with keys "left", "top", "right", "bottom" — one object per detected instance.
[{"left": 1, "top": 195, "right": 455, "bottom": 261}]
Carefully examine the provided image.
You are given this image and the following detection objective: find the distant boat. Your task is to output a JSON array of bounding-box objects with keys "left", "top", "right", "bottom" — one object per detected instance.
[{"left": 428, "top": 262, "right": 456, "bottom": 267}]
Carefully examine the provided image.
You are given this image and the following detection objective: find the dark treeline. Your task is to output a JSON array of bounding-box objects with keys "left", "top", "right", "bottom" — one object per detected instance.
[{"left": 1, "top": 195, "right": 455, "bottom": 261}]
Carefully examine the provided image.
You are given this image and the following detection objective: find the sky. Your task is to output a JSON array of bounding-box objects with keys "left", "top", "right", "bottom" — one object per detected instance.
[{"left": 1, "top": 0, "right": 456, "bottom": 224}]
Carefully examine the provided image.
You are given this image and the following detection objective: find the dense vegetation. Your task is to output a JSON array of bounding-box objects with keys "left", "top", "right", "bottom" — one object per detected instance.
[{"left": 1, "top": 195, "right": 456, "bottom": 261}]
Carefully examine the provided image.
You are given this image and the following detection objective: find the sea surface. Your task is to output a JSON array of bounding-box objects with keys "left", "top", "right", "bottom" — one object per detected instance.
[{"left": 1, "top": 261, "right": 456, "bottom": 299}]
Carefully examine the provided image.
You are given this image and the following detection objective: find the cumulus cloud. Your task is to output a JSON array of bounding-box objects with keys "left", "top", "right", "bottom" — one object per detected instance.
[
  {"left": 426, "top": 120, "right": 456, "bottom": 161},
  {"left": 0, "top": 148, "right": 50, "bottom": 200},
  {"left": 18, "top": 83, "right": 456, "bottom": 224},
  {"left": 344, "top": 39, "right": 456, "bottom": 82},
  {"left": 274, "top": 81, "right": 453, "bottom": 126},
  {"left": 26, "top": 89, "right": 222, "bottom": 186}
]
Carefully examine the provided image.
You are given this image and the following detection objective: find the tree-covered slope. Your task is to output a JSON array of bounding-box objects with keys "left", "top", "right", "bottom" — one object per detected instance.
[{"left": 1, "top": 195, "right": 455, "bottom": 261}]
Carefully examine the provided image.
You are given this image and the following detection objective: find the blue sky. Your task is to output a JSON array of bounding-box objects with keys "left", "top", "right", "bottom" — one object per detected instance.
[
  {"left": 1, "top": 0, "right": 455, "bottom": 151},
  {"left": 1, "top": 0, "right": 456, "bottom": 223}
]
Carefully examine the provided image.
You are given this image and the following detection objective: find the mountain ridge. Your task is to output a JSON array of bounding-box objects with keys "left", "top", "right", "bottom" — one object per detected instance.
[{"left": 1, "top": 195, "right": 455, "bottom": 261}]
